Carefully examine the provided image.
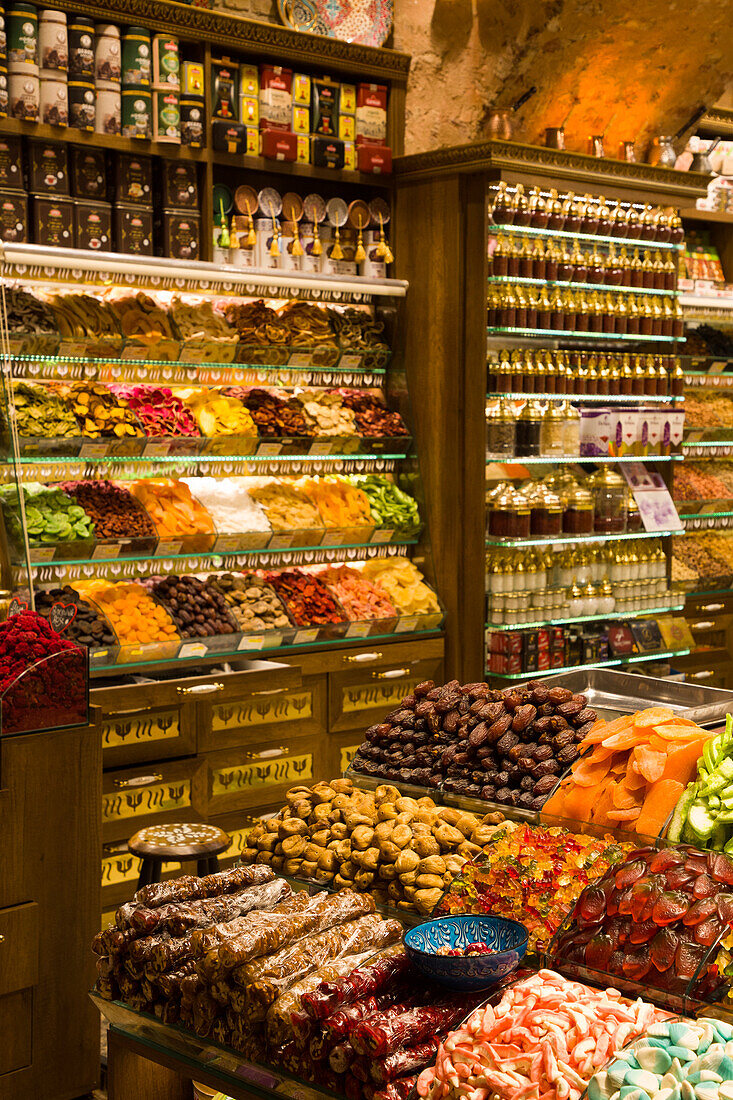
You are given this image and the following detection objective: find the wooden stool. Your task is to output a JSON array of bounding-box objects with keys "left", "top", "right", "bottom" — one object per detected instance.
[{"left": 128, "top": 823, "right": 231, "bottom": 891}]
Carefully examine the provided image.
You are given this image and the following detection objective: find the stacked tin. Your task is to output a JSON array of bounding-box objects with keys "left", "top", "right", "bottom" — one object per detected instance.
[
  {"left": 121, "top": 25, "right": 150, "bottom": 138},
  {"left": 94, "top": 22, "right": 120, "bottom": 134},
  {"left": 8, "top": 1, "right": 38, "bottom": 120},
  {"left": 151, "top": 31, "right": 179, "bottom": 142},
  {"left": 39, "top": 9, "right": 66, "bottom": 124},
  {"left": 68, "top": 14, "right": 94, "bottom": 129}
]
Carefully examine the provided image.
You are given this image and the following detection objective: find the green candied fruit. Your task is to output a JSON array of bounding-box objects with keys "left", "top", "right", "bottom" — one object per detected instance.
[
  {"left": 9, "top": 380, "right": 79, "bottom": 439},
  {"left": 0, "top": 481, "right": 95, "bottom": 547}
]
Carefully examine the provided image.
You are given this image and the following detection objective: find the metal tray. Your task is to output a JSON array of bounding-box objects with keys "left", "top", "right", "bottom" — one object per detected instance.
[{"left": 540, "top": 667, "right": 733, "bottom": 726}]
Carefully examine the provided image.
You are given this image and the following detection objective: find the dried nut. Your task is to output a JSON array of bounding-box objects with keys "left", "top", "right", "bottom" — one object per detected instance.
[{"left": 395, "top": 849, "right": 420, "bottom": 874}]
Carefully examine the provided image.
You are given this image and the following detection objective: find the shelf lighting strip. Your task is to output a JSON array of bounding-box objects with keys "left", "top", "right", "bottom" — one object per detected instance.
[
  {"left": 486, "top": 391, "right": 683, "bottom": 405},
  {"left": 485, "top": 528, "right": 683, "bottom": 548},
  {"left": 484, "top": 648, "right": 691, "bottom": 679},
  {"left": 485, "top": 604, "right": 684, "bottom": 631},
  {"left": 485, "top": 454, "right": 683, "bottom": 466}
]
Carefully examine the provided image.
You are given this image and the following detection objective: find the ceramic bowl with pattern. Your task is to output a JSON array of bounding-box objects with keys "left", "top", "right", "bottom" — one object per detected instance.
[{"left": 404, "top": 914, "right": 528, "bottom": 990}]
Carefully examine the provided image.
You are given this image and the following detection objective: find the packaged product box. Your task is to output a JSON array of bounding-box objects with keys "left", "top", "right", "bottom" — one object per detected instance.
[
  {"left": 212, "top": 119, "right": 245, "bottom": 154},
  {"left": 71, "top": 147, "right": 106, "bottom": 199},
  {"left": 488, "top": 630, "right": 522, "bottom": 656},
  {"left": 28, "top": 139, "right": 68, "bottom": 193},
  {"left": 646, "top": 410, "right": 667, "bottom": 456},
  {"left": 296, "top": 134, "right": 310, "bottom": 164},
  {"left": 160, "top": 207, "right": 199, "bottom": 261},
  {"left": 339, "top": 83, "right": 356, "bottom": 115},
  {"left": 116, "top": 152, "right": 152, "bottom": 206},
  {"left": 339, "top": 114, "right": 355, "bottom": 142},
  {"left": 121, "top": 28, "right": 151, "bottom": 87},
  {"left": 239, "top": 64, "right": 258, "bottom": 97},
  {"left": 114, "top": 203, "right": 153, "bottom": 254},
  {"left": 245, "top": 126, "right": 258, "bottom": 157},
  {"left": 260, "top": 126, "right": 297, "bottom": 162},
  {"left": 160, "top": 160, "right": 197, "bottom": 209},
  {"left": 292, "top": 104, "right": 309, "bottom": 134},
  {"left": 0, "top": 135, "right": 22, "bottom": 188},
  {"left": 488, "top": 651, "right": 522, "bottom": 675},
  {"left": 668, "top": 410, "right": 685, "bottom": 453},
  {"left": 180, "top": 95, "right": 205, "bottom": 147},
  {"left": 311, "top": 135, "right": 345, "bottom": 170},
  {"left": 32, "top": 193, "right": 74, "bottom": 247},
  {"left": 259, "top": 64, "right": 292, "bottom": 131},
  {"left": 657, "top": 616, "right": 695, "bottom": 652},
  {"left": 181, "top": 60, "right": 204, "bottom": 96},
  {"left": 0, "top": 189, "right": 27, "bottom": 241},
  {"left": 613, "top": 408, "right": 645, "bottom": 456},
  {"left": 74, "top": 197, "right": 111, "bottom": 250},
  {"left": 580, "top": 408, "right": 613, "bottom": 457},
  {"left": 630, "top": 620, "right": 664, "bottom": 653},
  {"left": 356, "top": 82, "right": 387, "bottom": 144},
  {"left": 211, "top": 58, "right": 238, "bottom": 120},
  {"left": 311, "top": 77, "right": 339, "bottom": 137},
  {"left": 343, "top": 141, "right": 355, "bottom": 172},
  {"left": 240, "top": 95, "right": 258, "bottom": 127},
  {"left": 292, "top": 72, "right": 310, "bottom": 105},
  {"left": 356, "top": 143, "right": 392, "bottom": 174}
]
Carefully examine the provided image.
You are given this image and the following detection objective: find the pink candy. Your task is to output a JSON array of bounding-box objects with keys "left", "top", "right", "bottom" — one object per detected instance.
[{"left": 416, "top": 970, "right": 670, "bottom": 1100}]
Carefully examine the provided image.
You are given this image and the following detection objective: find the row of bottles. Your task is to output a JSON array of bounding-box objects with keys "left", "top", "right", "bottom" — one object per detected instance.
[
  {"left": 487, "top": 349, "right": 684, "bottom": 397},
  {"left": 487, "top": 284, "right": 684, "bottom": 337},
  {"left": 489, "top": 236, "right": 677, "bottom": 292},
  {"left": 489, "top": 183, "right": 684, "bottom": 244}
]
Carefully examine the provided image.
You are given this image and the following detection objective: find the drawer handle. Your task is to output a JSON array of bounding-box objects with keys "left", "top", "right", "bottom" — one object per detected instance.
[
  {"left": 250, "top": 688, "right": 287, "bottom": 697},
  {"left": 372, "top": 667, "right": 411, "bottom": 680},
  {"left": 176, "top": 682, "right": 224, "bottom": 696},
  {"left": 692, "top": 621, "right": 716, "bottom": 630},
  {"left": 344, "top": 652, "right": 384, "bottom": 664},
  {"left": 244, "top": 747, "right": 289, "bottom": 760},
  {"left": 692, "top": 670, "right": 715, "bottom": 679},
  {"left": 701, "top": 603, "right": 725, "bottom": 612},
  {"left": 0, "top": 934, "right": 4, "bottom": 944},
  {"left": 114, "top": 773, "right": 163, "bottom": 789}
]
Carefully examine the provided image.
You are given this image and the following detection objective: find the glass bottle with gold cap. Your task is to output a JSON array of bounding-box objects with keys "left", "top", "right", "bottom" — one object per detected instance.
[
  {"left": 618, "top": 245, "right": 632, "bottom": 288},
  {"left": 655, "top": 210, "right": 671, "bottom": 244},
  {"left": 571, "top": 239, "right": 586, "bottom": 283},
  {"left": 507, "top": 235, "right": 520, "bottom": 277},
  {"left": 492, "top": 233, "right": 508, "bottom": 277},
  {"left": 641, "top": 249, "right": 655, "bottom": 289},
  {"left": 486, "top": 397, "right": 516, "bottom": 458},
  {"left": 540, "top": 402, "right": 566, "bottom": 457},
  {"left": 620, "top": 353, "right": 633, "bottom": 395},
  {"left": 610, "top": 203, "right": 628, "bottom": 239},
  {"left": 663, "top": 250, "right": 678, "bottom": 291},
  {"left": 652, "top": 250, "right": 666, "bottom": 290},
  {"left": 608, "top": 354, "right": 621, "bottom": 396},
  {"left": 513, "top": 182, "right": 530, "bottom": 226},
  {"left": 598, "top": 354, "right": 611, "bottom": 395},
  {"left": 536, "top": 286, "right": 552, "bottom": 330},
  {"left": 669, "top": 210, "right": 684, "bottom": 245},
  {"left": 556, "top": 350, "right": 568, "bottom": 395},
  {"left": 615, "top": 292, "right": 628, "bottom": 335},
  {"left": 531, "top": 236, "right": 546, "bottom": 280},
  {"left": 640, "top": 294, "right": 655, "bottom": 336},
  {"left": 519, "top": 236, "right": 533, "bottom": 279},
  {"left": 629, "top": 247, "right": 643, "bottom": 288},
  {"left": 632, "top": 354, "right": 646, "bottom": 396},
  {"left": 643, "top": 354, "right": 658, "bottom": 396},
  {"left": 606, "top": 243, "right": 622, "bottom": 286},
  {"left": 516, "top": 399, "right": 543, "bottom": 456},
  {"left": 597, "top": 196, "right": 612, "bottom": 235},
  {"left": 528, "top": 185, "right": 548, "bottom": 228},
  {"left": 515, "top": 286, "right": 528, "bottom": 328},
  {"left": 562, "top": 400, "right": 581, "bottom": 455},
  {"left": 626, "top": 293, "right": 641, "bottom": 335},
  {"left": 651, "top": 294, "right": 664, "bottom": 337},
  {"left": 545, "top": 239, "right": 559, "bottom": 282},
  {"left": 491, "top": 182, "right": 513, "bottom": 225},
  {"left": 487, "top": 286, "right": 500, "bottom": 327}
]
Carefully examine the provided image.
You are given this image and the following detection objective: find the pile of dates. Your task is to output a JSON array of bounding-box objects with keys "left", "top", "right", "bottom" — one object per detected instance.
[{"left": 350, "top": 679, "right": 597, "bottom": 808}]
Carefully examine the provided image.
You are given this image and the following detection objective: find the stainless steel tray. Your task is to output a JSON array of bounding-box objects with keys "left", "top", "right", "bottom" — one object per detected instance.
[{"left": 540, "top": 668, "right": 733, "bottom": 726}]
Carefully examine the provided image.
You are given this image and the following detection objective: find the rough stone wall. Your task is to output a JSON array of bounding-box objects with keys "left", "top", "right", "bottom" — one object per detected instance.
[{"left": 394, "top": 0, "right": 733, "bottom": 157}]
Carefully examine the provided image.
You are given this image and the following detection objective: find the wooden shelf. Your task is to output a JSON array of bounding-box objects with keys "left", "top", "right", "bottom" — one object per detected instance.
[{"left": 682, "top": 207, "right": 733, "bottom": 226}]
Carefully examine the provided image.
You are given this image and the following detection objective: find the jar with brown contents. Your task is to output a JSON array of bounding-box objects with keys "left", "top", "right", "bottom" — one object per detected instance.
[{"left": 562, "top": 484, "right": 594, "bottom": 534}]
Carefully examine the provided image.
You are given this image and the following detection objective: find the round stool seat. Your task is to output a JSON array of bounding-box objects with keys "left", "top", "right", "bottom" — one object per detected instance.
[{"left": 129, "top": 823, "right": 230, "bottom": 862}]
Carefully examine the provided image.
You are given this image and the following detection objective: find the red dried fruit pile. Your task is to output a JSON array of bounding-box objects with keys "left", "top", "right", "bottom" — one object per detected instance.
[
  {"left": 0, "top": 610, "right": 86, "bottom": 734},
  {"left": 550, "top": 844, "right": 733, "bottom": 1001},
  {"left": 264, "top": 570, "right": 345, "bottom": 626},
  {"left": 111, "top": 385, "right": 201, "bottom": 438},
  {"left": 338, "top": 390, "right": 409, "bottom": 437}
]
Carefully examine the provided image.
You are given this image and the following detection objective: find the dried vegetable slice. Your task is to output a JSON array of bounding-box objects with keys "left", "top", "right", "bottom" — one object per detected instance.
[
  {"left": 433, "top": 822, "right": 632, "bottom": 954},
  {"left": 247, "top": 478, "right": 323, "bottom": 532},
  {"left": 667, "top": 714, "right": 733, "bottom": 850},
  {"left": 543, "top": 707, "right": 710, "bottom": 836},
  {"left": 0, "top": 482, "right": 94, "bottom": 546},
  {"left": 348, "top": 475, "right": 421, "bottom": 532},
  {"left": 550, "top": 844, "right": 733, "bottom": 1003},
  {"left": 44, "top": 290, "right": 120, "bottom": 337},
  {"left": 169, "top": 296, "right": 236, "bottom": 344},
  {"left": 5, "top": 286, "right": 56, "bottom": 334}
]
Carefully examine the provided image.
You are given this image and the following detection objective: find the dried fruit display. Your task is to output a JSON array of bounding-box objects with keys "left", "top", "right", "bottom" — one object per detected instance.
[
  {"left": 361, "top": 559, "right": 440, "bottom": 616},
  {"left": 46, "top": 291, "right": 120, "bottom": 338},
  {"left": 351, "top": 678, "right": 588, "bottom": 805},
  {"left": 317, "top": 566, "right": 397, "bottom": 621},
  {"left": 34, "top": 585, "right": 116, "bottom": 648},
  {"left": 240, "top": 778, "right": 504, "bottom": 915},
  {"left": 58, "top": 480, "right": 156, "bottom": 540},
  {"left": 169, "top": 297, "right": 237, "bottom": 346},
  {"left": 338, "top": 390, "right": 409, "bottom": 437},
  {"left": 683, "top": 392, "right": 733, "bottom": 430},
  {"left": 0, "top": 483, "right": 94, "bottom": 547},
  {"left": 230, "top": 387, "right": 315, "bottom": 438},
  {"left": 110, "top": 385, "right": 201, "bottom": 438},
  {"left": 56, "top": 382, "right": 144, "bottom": 439},
  {"left": 206, "top": 573, "right": 290, "bottom": 633},
  {"left": 348, "top": 475, "right": 421, "bottom": 533},
  {"left": 182, "top": 477, "right": 271, "bottom": 535},
  {"left": 298, "top": 477, "right": 373, "bottom": 529},
  {"left": 545, "top": 708, "right": 710, "bottom": 836},
  {"left": 8, "top": 380, "right": 79, "bottom": 440},
  {"left": 434, "top": 822, "right": 632, "bottom": 953},
  {"left": 588, "top": 1017, "right": 733, "bottom": 1100},
  {"left": 673, "top": 463, "right": 732, "bottom": 502},
  {"left": 247, "top": 479, "right": 323, "bottom": 533},
  {"left": 143, "top": 575, "right": 238, "bottom": 639},
  {"left": 5, "top": 286, "right": 56, "bottom": 334},
  {"left": 549, "top": 845, "right": 733, "bottom": 1003},
  {"left": 76, "top": 580, "right": 180, "bottom": 645},
  {"left": 264, "top": 569, "right": 345, "bottom": 626},
  {"left": 296, "top": 392, "right": 357, "bottom": 436},
  {"left": 672, "top": 533, "right": 733, "bottom": 584},
  {"left": 416, "top": 970, "right": 669, "bottom": 1100},
  {"left": 667, "top": 714, "right": 733, "bottom": 848},
  {"left": 126, "top": 480, "right": 216, "bottom": 545},
  {"left": 175, "top": 388, "right": 257, "bottom": 438},
  {"left": 0, "top": 609, "right": 87, "bottom": 733}
]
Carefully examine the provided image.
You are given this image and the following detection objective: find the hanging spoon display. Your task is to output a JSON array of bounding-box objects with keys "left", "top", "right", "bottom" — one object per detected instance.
[
  {"left": 303, "top": 193, "right": 326, "bottom": 257},
  {"left": 347, "top": 199, "right": 370, "bottom": 264},
  {"left": 325, "top": 196, "right": 348, "bottom": 261},
  {"left": 258, "top": 187, "right": 283, "bottom": 258},
  {"left": 282, "top": 192, "right": 305, "bottom": 258},
  {"left": 369, "top": 197, "right": 393, "bottom": 264},
  {"left": 234, "top": 185, "right": 259, "bottom": 249}
]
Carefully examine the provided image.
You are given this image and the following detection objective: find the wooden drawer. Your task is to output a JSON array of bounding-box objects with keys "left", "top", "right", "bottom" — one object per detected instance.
[
  {"left": 328, "top": 652, "right": 444, "bottom": 735},
  {"left": 197, "top": 673, "right": 322, "bottom": 754},
  {"left": 102, "top": 757, "right": 205, "bottom": 844},
  {"left": 686, "top": 594, "right": 733, "bottom": 618},
  {"left": 0, "top": 903, "right": 38, "bottom": 1078},
  {"left": 194, "top": 736, "right": 318, "bottom": 817}
]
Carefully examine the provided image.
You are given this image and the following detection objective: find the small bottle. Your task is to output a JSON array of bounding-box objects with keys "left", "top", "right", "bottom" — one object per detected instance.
[
  {"left": 629, "top": 247, "right": 644, "bottom": 288},
  {"left": 514, "top": 183, "right": 530, "bottom": 226},
  {"left": 531, "top": 237, "right": 547, "bottom": 281},
  {"left": 608, "top": 355, "right": 621, "bottom": 396},
  {"left": 562, "top": 401, "right": 581, "bottom": 455},
  {"left": 671, "top": 357, "right": 684, "bottom": 397},
  {"left": 626, "top": 294, "right": 640, "bottom": 335},
  {"left": 545, "top": 241, "right": 559, "bottom": 282},
  {"left": 557, "top": 243, "right": 573, "bottom": 283},
  {"left": 643, "top": 354, "right": 658, "bottom": 396},
  {"left": 589, "top": 246, "right": 604, "bottom": 284},
  {"left": 563, "top": 191, "right": 581, "bottom": 233},
  {"left": 656, "top": 355, "right": 668, "bottom": 396},
  {"left": 516, "top": 400, "right": 544, "bottom": 456},
  {"left": 621, "top": 353, "right": 634, "bottom": 396},
  {"left": 575, "top": 291, "right": 590, "bottom": 333},
  {"left": 528, "top": 186, "right": 549, "bottom": 228},
  {"left": 597, "top": 354, "right": 611, "bottom": 396},
  {"left": 514, "top": 287, "right": 528, "bottom": 329},
  {"left": 615, "top": 293, "right": 628, "bottom": 335},
  {"left": 652, "top": 250, "right": 666, "bottom": 290},
  {"left": 641, "top": 249, "right": 655, "bottom": 289},
  {"left": 571, "top": 240, "right": 587, "bottom": 283},
  {"left": 492, "top": 234, "right": 508, "bottom": 277},
  {"left": 546, "top": 188, "right": 564, "bottom": 230},
  {"left": 540, "top": 402, "right": 566, "bottom": 457},
  {"left": 597, "top": 196, "right": 612, "bottom": 235},
  {"left": 583, "top": 194, "right": 600, "bottom": 234},
  {"left": 606, "top": 244, "right": 622, "bottom": 286},
  {"left": 618, "top": 245, "right": 631, "bottom": 288},
  {"left": 492, "top": 182, "right": 512, "bottom": 225},
  {"left": 556, "top": 351, "right": 568, "bottom": 395},
  {"left": 663, "top": 251, "right": 678, "bottom": 291},
  {"left": 507, "top": 238, "right": 521, "bottom": 278},
  {"left": 519, "top": 236, "right": 534, "bottom": 279},
  {"left": 632, "top": 354, "right": 646, "bottom": 395}
]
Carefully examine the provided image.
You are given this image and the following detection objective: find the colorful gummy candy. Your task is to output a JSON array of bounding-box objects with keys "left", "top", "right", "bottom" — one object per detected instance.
[
  {"left": 587, "top": 1017, "right": 733, "bottom": 1100},
  {"left": 433, "top": 822, "right": 632, "bottom": 954},
  {"left": 549, "top": 845, "right": 733, "bottom": 1002},
  {"left": 416, "top": 969, "right": 669, "bottom": 1100}
]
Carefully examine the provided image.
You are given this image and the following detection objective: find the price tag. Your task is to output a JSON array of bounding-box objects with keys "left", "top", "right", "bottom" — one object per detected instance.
[
  {"left": 257, "top": 442, "right": 282, "bottom": 456},
  {"left": 288, "top": 352, "right": 314, "bottom": 368},
  {"left": 395, "top": 615, "right": 419, "bottom": 633},
  {"left": 79, "top": 442, "right": 108, "bottom": 459},
  {"left": 346, "top": 623, "right": 372, "bottom": 639},
  {"left": 370, "top": 529, "right": 394, "bottom": 544},
  {"left": 58, "top": 340, "right": 87, "bottom": 358},
  {"left": 90, "top": 648, "right": 109, "bottom": 664},
  {"left": 178, "top": 642, "right": 208, "bottom": 659},
  {"left": 92, "top": 543, "right": 121, "bottom": 560},
  {"left": 30, "top": 547, "right": 56, "bottom": 562},
  {"left": 238, "top": 634, "right": 265, "bottom": 651},
  {"left": 214, "top": 534, "right": 244, "bottom": 554},
  {"left": 309, "top": 440, "right": 332, "bottom": 456},
  {"left": 269, "top": 534, "right": 294, "bottom": 550},
  {"left": 293, "top": 629, "right": 318, "bottom": 645},
  {"left": 156, "top": 540, "right": 183, "bottom": 557},
  {"left": 144, "top": 441, "right": 171, "bottom": 457},
  {"left": 321, "top": 530, "right": 344, "bottom": 547},
  {"left": 340, "top": 354, "right": 362, "bottom": 369}
]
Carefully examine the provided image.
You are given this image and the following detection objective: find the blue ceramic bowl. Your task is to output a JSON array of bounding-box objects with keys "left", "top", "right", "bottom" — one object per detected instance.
[{"left": 404, "top": 914, "right": 528, "bottom": 990}]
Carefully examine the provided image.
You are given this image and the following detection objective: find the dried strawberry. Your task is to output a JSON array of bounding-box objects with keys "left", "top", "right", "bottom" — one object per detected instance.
[
  {"left": 693, "top": 874, "right": 718, "bottom": 899},
  {"left": 614, "top": 859, "right": 646, "bottom": 890},
  {"left": 652, "top": 890, "right": 689, "bottom": 926},
  {"left": 650, "top": 928, "right": 678, "bottom": 972}
]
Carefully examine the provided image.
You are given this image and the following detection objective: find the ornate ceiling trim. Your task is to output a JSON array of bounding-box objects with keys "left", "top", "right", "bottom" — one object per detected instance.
[{"left": 699, "top": 109, "right": 733, "bottom": 137}]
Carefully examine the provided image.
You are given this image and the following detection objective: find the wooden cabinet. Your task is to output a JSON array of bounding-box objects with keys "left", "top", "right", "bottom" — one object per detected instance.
[
  {"left": 197, "top": 673, "right": 321, "bottom": 754},
  {"left": 0, "top": 903, "right": 38, "bottom": 1077},
  {"left": 102, "top": 757, "right": 206, "bottom": 845}
]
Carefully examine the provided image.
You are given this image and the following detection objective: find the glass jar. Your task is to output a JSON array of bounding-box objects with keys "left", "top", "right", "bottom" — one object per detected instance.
[
  {"left": 582, "top": 582, "right": 599, "bottom": 616},
  {"left": 492, "top": 234, "right": 508, "bottom": 277},
  {"left": 563, "top": 485, "right": 595, "bottom": 534},
  {"left": 486, "top": 398, "right": 516, "bottom": 458},
  {"left": 626, "top": 492, "right": 642, "bottom": 532},
  {"left": 568, "top": 584, "right": 585, "bottom": 619},
  {"left": 488, "top": 486, "right": 515, "bottom": 537},
  {"left": 592, "top": 468, "right": 627, "bottom": 533},
  {"left": 491, "top": 183, "right": 512, "bottom": 225},
  {"left": 561, "top": 401, "right": 581, "bottom": 456},
  {"left": 528, "top": 486, "right": 563, "bottom": 536},
  {"left": 513, "top": 491, "right": 531, "bottom": 537},
  {"left": 516, "top": 400, "right": 543, "bottom": 456},
  {"left": 540, "top": 402, "right": 566, "bottom": 457}
]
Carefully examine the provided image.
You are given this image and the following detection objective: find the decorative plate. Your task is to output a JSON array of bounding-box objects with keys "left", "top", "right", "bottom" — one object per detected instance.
[{"left": 277, "top": 0, "right": 393, "bottom": 47}]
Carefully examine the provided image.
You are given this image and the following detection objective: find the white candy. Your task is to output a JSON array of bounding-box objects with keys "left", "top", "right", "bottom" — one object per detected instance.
[{"left": 638, "top": 1050, "right": 673, "bottom": 1075}]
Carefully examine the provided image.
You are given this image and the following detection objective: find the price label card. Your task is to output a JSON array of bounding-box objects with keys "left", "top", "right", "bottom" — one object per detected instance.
[
  {"left": 269, "top": 534, "right": 294, "bottom": 550},
  {"left": 178, "top": 642, "right": 208, "bottom": 659},
  {"left": 30, "top": 548, "right": 56, "bottom": 562},
  {"left": 238, "top": 634, "right": 265, "bottom": 651},
  {"left": 339, "top": 354, "right": 362, "bottom": 369},
  {"left": 395, "top": 615, "right": 419, "bottom": 633},
  {"left": 79, "top": 443, "right": 108, "bottom": 459},
  {"left": 346, "top": 623, "right": 372, "bottom": 639},
  {"left": 214, "top": 535, "right": 244, "bottom": 554},
  {"left": 293, "top": 629, "right": 318, "bottom": 645},
  {"left": 144, "top": 441, "right": 171, "bottom": 458},
  {"left": 370, "top": 529, "right": 394, "bottom": 544},
  {"left": 309, "top": 440, "right": 332, "bottom": 456},
  {"left": 288, "top": 352, "right": 314, "bottom": 368},
  {"left": 321, "top": 530, "right": 345, "bottom": 547},
  {"left": 92, "top": 543, "right": 121, "bottom": 560},
  {"left": 257, "top": 442, "right": 282, "bottom": 456},
  {"left": 90, "top": 649, "right": 109, "bottom": 663},
  {"left": 156, "top": 540, "right": 183, "bottom": 557}
]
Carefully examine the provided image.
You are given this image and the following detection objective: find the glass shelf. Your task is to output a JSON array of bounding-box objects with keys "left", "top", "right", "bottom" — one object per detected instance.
[
  {"left": 485, "top": 604, "right": 684, "bottom": 631},
  {"left": 485, "top": 454, "right": 683, "bottom": 466},
  {"left": 487, "top": 326, "right": 679, "bottom": 343},
  {"left": 485, "top": 528, "right": 683, "bottom": 548},
  {"left": 488, "top": 222, "right": 682, "bottom": 250},
  {"left": 486, "top": 390, "right": 682, "bottom": 404},
  {"left": 485, "top": 648, "right": 691, "bottom": 679},
  {"left": 682, "top": 439, "right": 733, "bottom": 449},
  {"left": 681, "top": 512, "right": 733, "bottom": 528},
  {"left": 487, "top": 275, "right": 677, "bottom": 297}
]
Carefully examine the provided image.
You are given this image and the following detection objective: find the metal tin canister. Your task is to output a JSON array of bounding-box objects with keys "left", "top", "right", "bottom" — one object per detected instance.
[
  {"left": 94, "top": 23, "right": 120, "bottom": 84},
  {"left": 0, "top": 66, "right": 7, "bottom": 116},
  {"left": 180, "top": 93, "right": 204, "bottom": 147},
  {"left": 68, "top": 77, "right": 94, "bottom": 129},
  {"left": 8, "top": 62, "right": 38, "bottom": 118},
  {"left": 67, "top": 15, "right": 93, "bottom": 79},
  {"left": 95, "top": 81, "right": 119, "bottom": 134},
  {"left": 38, "top": 8, "right": 66, "bottom": 72},
  {"left": 121, "top": 86, "right": 151, "bottom": 138},
  {"left": 153, "top": 87, "right": 179, "bottom": 142},
  {"left": 0, "top": 6, "right": 8, "bottom": 64},
  {"left": 39, "top": 68, "right": 66, "bottom": 124},
  {"left": 151, "top": 32, "right": 178, "bottom": 87},
  {"left": 121, "top": 26, "right": 150, "bottom": 86},
  {"left": 7, "top": 2, "right": 37, "bottom": 65}
]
